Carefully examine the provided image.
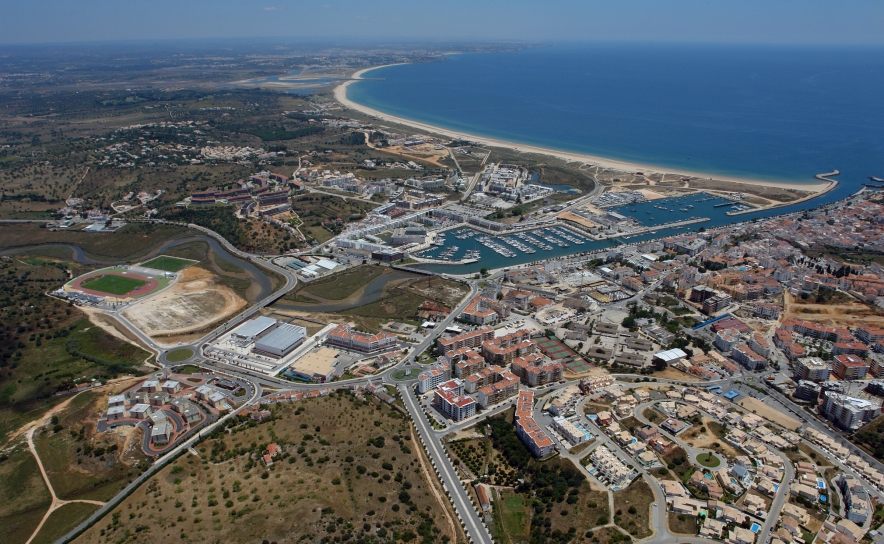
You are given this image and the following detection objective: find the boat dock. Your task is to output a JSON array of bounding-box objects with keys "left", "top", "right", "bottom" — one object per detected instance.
[{"left": 597, "top": 217, "right": 711, "bottom": 240}]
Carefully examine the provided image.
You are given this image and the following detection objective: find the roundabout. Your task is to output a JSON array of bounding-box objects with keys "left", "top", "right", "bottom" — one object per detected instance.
[{"left": 695, "top": 450, "right": 723, "bottom": 468}]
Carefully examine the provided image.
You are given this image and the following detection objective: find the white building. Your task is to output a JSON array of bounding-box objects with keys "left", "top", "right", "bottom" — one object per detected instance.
[
  {"left": 822, "top": 393, "right": 881, "bottom": 431},
  {"left": 590, "top": 445, "right": 636, "bottom": 489},
  {"left": 553, "top": 416, "right": 592, "bottom": 446}
]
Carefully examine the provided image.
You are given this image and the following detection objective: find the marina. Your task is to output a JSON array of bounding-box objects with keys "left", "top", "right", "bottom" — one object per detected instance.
[{"left": 412, "top": 192, "right": 790, "bottom": 274}]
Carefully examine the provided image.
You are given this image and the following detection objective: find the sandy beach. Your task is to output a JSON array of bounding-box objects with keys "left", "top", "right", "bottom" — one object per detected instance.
[{"left": 335, "top": 66, "right": 833, "bottom": 193}]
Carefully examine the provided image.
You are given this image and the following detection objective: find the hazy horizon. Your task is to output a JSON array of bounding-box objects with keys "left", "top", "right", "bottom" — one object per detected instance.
[{"left": 4, "top": 0, "right": 884, "bottom": 46}]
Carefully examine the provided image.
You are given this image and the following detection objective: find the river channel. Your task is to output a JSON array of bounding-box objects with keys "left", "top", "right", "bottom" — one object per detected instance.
[
  {"left": 0, "top": 235, "right": 274, "bottom": 302},
  {"left": 273, "top": 269, "right": 422, "bottom": 313}
]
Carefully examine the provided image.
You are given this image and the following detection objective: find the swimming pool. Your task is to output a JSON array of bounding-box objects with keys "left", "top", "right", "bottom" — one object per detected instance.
[
  {"left": 704, "top": 473, "right": 714, "bottom": 481},
  {"left": 750, "top": 523, "right": 761, "bottom": 533}
]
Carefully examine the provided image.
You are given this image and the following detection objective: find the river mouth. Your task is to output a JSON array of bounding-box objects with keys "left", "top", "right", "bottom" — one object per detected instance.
[{"left": 273, "top": 269, "right": 422, "bottom": 313}]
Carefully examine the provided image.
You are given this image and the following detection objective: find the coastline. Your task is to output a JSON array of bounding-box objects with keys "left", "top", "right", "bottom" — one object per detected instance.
[{"left": 335, "top": 65, "right": 833, "bottom": 194}]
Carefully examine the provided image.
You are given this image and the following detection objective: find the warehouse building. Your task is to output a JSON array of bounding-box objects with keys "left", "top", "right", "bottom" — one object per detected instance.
[
  {"left": 253, "top": 323, "right": 308, "bottom": 357},
  {"left": 232, "top": 316, "right": 278, "bottom": 342}
]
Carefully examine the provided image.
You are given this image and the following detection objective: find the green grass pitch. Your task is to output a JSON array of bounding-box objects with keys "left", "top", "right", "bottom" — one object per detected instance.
[{"left": 81, "top": 274, "right": 148, "bottom": 295}]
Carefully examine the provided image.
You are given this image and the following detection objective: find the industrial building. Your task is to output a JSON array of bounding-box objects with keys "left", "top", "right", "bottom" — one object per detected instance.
[
  {"left": 254, "top": 323, "right": 307, "bottom": 357},
  {"left": 233, "top": 316, "right": 278, "bottom": 342},
  {"left": 652, "top": 348, "right": 688, "bottom": 366},
  {"left": 285, "top": 346, "right": 341, "bottom": 383}
]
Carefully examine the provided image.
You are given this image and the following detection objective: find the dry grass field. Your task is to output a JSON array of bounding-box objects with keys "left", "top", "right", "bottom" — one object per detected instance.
[{"left": 73, "top": 391, "right": 463, "bottom": 544}]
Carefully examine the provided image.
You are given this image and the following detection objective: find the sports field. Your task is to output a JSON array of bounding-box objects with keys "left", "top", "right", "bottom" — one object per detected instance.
[
  {"left": 67, "top": 267, "right": 168, "bottom": 300},
  {"left": 537, "top": 336, "right": 576, "bottom": 360},
  {"left": 564, "top": 359, "right": 594, "bottom": 373},
  {"left": 140, "top": 255, "right": 196, "bottom": 272},
  {"left": 81, "top": 274, "right": 148, "bottom": 295}
]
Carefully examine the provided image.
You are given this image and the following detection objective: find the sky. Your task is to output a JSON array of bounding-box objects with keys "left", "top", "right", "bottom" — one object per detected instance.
[{"left": 3, "top": 0, "right": 884, "bottom": 45}]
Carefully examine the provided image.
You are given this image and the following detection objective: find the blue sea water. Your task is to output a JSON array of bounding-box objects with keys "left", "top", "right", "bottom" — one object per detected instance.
[
  {"left": 346, "top": 44, "right": 884, "bottom": 273},
  {"left": 349, "top": 43, "right": 884, "bottom": 188}
]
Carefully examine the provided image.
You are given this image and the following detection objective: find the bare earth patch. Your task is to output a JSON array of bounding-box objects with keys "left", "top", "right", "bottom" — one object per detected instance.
[
  {"left": 123, "top": 266, "right": 246, "bottom": 342},
  {"left": 738, "top": 397, "right": 802, "bottom": 430}
]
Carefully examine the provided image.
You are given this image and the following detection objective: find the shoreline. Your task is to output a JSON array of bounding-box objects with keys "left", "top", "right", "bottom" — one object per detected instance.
[{"left": 335, "top": 65, "right": 833, "bottom": 193}]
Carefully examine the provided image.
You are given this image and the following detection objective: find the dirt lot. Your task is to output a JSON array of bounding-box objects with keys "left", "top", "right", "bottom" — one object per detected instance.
[
  {"left": 123, "top": 266, "right": 246, "bottom": 342},
  {"left": 381, "top": 143, "right": 449, "bottom": 168},
  {"left": 653, "top": 367, "right": 704, "bottom": 382},
  {"left": 782, "top": 290, "right": 884, "bottom": 327},
  {"left": 738, "top": 397, "right": 802, "bottom": 430},
  {"left": 681, "top": 418, "right": 741, "bottom": 458}
]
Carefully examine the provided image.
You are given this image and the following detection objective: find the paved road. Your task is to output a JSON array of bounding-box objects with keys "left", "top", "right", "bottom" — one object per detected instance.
[{"left": 399, "top": 382, "right": 493, "bottom": 544}]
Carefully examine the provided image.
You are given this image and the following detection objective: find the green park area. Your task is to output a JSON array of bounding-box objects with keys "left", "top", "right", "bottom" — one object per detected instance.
[
  {"left": 80, "top": 274, "right": 148, "bottom": 295},
  {"left": 166, "top": 348, "right": 194, "bottom": 363},
  {"left": 141, "top": 255, "right": 196, "bottom": 272}
]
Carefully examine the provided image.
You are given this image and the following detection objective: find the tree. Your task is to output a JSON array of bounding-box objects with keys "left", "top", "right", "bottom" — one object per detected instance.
[{"left": 480, "top": 267, "right": 489, "bottom": 276}]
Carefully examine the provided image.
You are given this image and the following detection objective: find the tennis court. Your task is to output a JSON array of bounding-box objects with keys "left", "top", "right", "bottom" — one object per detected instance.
[
  {"left": 537, "top": 336, "right": 576, "bottom": 360},
  {"left": 565, "top": 359, "right": 594, "bottom": 373}
]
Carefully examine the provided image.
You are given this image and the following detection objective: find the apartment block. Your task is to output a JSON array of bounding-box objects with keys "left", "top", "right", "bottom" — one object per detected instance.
[
  {"left": 476, "top": 370, "right": 520, "bottom": 408},
  {"left": 417, "top": 361, "right": 451, "bottom": 394},
  {"left": 833, "top": 341, "right": 870, "bottom": 357},
  {"left": 822, "top": 393, "right": 881, "bottom": 430},
  {"left": 513, "top": 390, "right": 555, "bottom": 457},
  {"left": 459, "top": 295, "right": 508, "bottom": 325},
  {"left": 795, "top": 357, "right": 831, "bottom": 382},
  {"left": 327, "top": 324, "right": 397, "bottom": 353},
  {"left": 731, "top": 343, "right": 767, "bottom": 371},
  {"left": 511, "top": 353, "right": 563, "bottom": 386},
  {"left": 449, "top": 349, "right": 485, "bottom": 378},
  {"left": 434, "top": 379, "right": 475, "bottom": 421},
  {"left": 435, "top": 389, "right": 476, "bottom": 421},
  {"left": 482, "top": 329, "right": 537, "bottom": 365},
  {"left": 714, "top": 328, "right": 741, "bottom": 352},
  {"left": 553, "top": 416, "right": 592, "bottom": 446},
  {"left": 747, "top": 332, "right": 771, "bottom": 358},
  {"left": 702, "top": 294, "right": 732, "bottom": 315},
  {"left": 590, "top": 445, "right": 636, "bottom": 489},
  {"left": 437, "top": 327, "right": 494, "bottom": 353},
  {"left": 833, "top": 354, "right": 870, "bottom": 380}
]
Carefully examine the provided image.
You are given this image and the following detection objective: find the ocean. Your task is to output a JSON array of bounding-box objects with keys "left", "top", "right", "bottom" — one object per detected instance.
[
  {"left": 348, "top": 43, "right": 884, "bottom": 190},
  {"left": 346, "top": 44, "right": 884, "bottom": 273}
]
